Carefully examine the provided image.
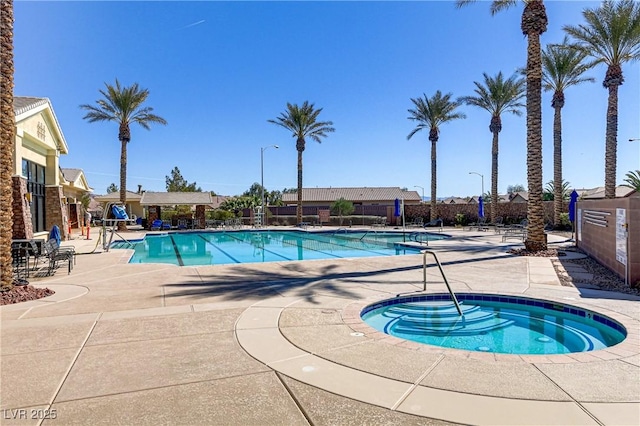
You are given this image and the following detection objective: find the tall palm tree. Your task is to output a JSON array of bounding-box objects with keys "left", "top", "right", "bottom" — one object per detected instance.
[
  {"left": 457, "top": 0, "right": 548, "bottom": 251},
  {"left": 542, "top": 36, "right": 595, "bottom": 226},
  {"left": 80, "top": 80, "right": 167, "bottom": 229},
  {"left": 622, "top": 170, "right": 640, "bottom": 192},
  {"left": 1, "top": 0, "right": 15, "bottom": 290},
  {"left": 459, "top": 72, "right": 525, "bottom": 223},
  {"left": 268, "top": 101, "right": 334, "bottom": 224},
  {"left": 407, "top": 91, "right": 466, "bottom": 222},
  {"left": 564, "top": 0, "right": 640, "bottom": 199}
]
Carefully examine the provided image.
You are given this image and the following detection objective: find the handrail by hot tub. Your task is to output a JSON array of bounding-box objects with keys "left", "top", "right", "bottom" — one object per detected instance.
[{"left": 421, "top": 249, "right": 463, "bottom": 316}]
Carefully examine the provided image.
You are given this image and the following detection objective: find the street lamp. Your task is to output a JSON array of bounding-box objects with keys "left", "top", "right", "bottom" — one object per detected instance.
[
  {"left": 261, "top": 144, "right": 279, "bottom": 226},
  {"left": 414, "top": 185, "right": 425, "bottom": 203},
  {"left": 469, "top": 171, "right": 484, "bottom": 198}
]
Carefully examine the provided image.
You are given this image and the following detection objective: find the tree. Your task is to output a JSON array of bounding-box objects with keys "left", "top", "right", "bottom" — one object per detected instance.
[
  {"left": 80, "top": 79, "right": 167, "bottom": 229},
  {"left": 268, "top": 190, "right": 283, "bottom": 206},
  {"left": 544, "top": 179, "right": 571, "bottom": 201},
  {"left": 268, "top": 101, "right": 335, "bottom": 224},
  {"left": 459, "top": 71, "right": 525, "bottom": 223},
  {"left": 165, "top": 167, "right": 201, "bottom": 192},
  {"left": 106, "top": 183, "right": 119, "bottom": 194},
  {"left": 407, "top": 91, "right": 466, "bottom": 221},
  {"left": 542, "top": 36, "right": 595, "bottom": 224},
  {"left": 564, "top": 0, "right": 640, "bottom": 199},
  {"left": 457, "top": 0, "right": 548, "bottom": 251},
  {"left": 1, "top": 0, "right": 15, "bottom": 289},
  {"left": 507, "top": 184, "right": 526, "bottom": 194},
  {"left": 622, "top": 170, "right": 640, "bottom": 192},
  {"left": 331, "top": 197, "right": 355, "bottom": 226},
  {"left": 243, "top": 183, "right": 264, "bottom": 199}
]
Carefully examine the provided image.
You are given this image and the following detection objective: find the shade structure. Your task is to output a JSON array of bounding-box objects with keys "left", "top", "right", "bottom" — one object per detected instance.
[
  {"left": 394, "top": 198, "right": 401, "bottom": 217},
  {"left": 569, "top": 190, "right": 579, "bottom": 222},
  {"left": 478, "top": 196, "right": 484, "bottom": 218}
]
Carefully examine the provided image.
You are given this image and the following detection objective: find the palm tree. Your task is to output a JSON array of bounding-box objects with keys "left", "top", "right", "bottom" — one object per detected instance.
[
  {"left": 407, "top": 91, "right": 466, "bottom": 221},
  {"left": 542, "top": 36, "right": 595, "bottom": 225},
  {"left": 544, "top": 179, "right": 571, "bottom": 201},
  {"left": 564, "top": 0, "right": 640, "bottom": 199},
  {"left": 1, "top": 0, "right": 15, "bottom": 290},
  {"left": 80, "top": 80, "right": 167, "bottom": 229},
  {"left": 459, "top": 72, "right": 525, "bottom": 223},
  {"left": 268, "top": 101, "right": 335, "bottom": 224},
  {"left": 457, "top": 0, "right": 548, "bottom": 251},
  {"left": 622, "top": 170, "right": 640, "bottom": 192}
]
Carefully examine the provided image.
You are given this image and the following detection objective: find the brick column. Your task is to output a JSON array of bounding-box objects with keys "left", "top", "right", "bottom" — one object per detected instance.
[
  {"left": 45, "top": 186, "right": 69, "bottom": 240},
  {"left": 195, "top": 205, "right": 205, "bottom": 229},
  {"left": 11, "top": 176, "right": 33, "bottom": 239},
  {"left": 147, "top": 206, "right": 160, "bottom": 228}
]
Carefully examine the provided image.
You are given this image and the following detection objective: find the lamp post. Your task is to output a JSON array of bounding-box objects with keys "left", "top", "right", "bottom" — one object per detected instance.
[
  {"left": 414, "top": 185, "right": 425, "bottom": 203},
  {"left": 260, "top": 145, "right": 279, "bottom": 226},
  {"left": 630, "top": 138, "right": 640, "bottom": 169},
  {"left": 469, "top": 171, "right": 484, "bottom": 198}
]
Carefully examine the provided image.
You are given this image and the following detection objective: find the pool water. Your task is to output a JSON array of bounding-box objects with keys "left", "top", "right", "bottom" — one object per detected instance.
[
  {"left": 112, "top": 230, "right": 440, "bottom": 266},
  {"left": 361, "top": 294, "right": 626, "bottom": 355}
]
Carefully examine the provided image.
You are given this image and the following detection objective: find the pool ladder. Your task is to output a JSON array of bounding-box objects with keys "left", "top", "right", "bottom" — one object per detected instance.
[{"left": 421, "top": 250, "right": 463, "bottom": 316}]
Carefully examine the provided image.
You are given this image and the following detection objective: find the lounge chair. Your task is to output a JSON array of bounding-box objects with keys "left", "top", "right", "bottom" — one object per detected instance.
[
  {"left": 501, "top": 219, "right": 528, "bottom": 242},
  {"left": 467, "top": 216, "right": 489, "bottom": 231},
  {"left": 424, "top": 218, "right": 443, "bottom": 232},
  {"left": 177, "top": 219, "right": 188, "bottom": 230},
  {"left": 407, "top": 217, "right": 424, "bottom": 228},
  {"left": 162, "top": 220, "right": 172, "bottom": 230},
  {"left": 150, "top": 219, "right": 163, "bottom": 231}
]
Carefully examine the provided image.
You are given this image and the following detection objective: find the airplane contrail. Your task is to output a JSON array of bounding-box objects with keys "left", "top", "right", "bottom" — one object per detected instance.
[{"left": 181, "top": 20, "right": 205, "bottom": 29}]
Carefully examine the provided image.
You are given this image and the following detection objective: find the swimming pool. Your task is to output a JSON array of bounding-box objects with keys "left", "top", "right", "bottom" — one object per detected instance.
[
  {"left": 113, "top": 230, "right": 443, "bottom": 266},
  {"left": 361, "top": 294, "right": 626, "bottom": 355}
]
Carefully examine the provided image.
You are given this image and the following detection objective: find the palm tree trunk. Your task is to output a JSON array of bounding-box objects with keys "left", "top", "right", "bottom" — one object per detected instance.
[
  {"left": 118, "top": 137, "right": 128, "bottom": 232},
  {"left": 297, "top": 149, "right": 303, "bottom": 224},
  {"left": 430, "top": 139, "right": 437, "bottom": 222},
  {"left": 604, "top": 81, "right": 619, "bottom": 199},
  {"left": 491, "top": 129, "right": 499, "bottom": 223},
  {"left": 1, "top": 0, "right": 15, "bottom": 289},
  {"left": 553, "top": 103, "right": 563, "bottom": 226},
  {"left": 522, "top": 0, "right": 547, "bottom": 252}
]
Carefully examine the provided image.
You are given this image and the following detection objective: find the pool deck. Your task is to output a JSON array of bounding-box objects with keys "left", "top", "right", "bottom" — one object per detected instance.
[{"left": 2, "top": 226, "right": 639, "bottom": 425}]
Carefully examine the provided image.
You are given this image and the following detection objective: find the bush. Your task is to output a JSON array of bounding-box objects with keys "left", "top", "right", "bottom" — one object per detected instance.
[{"left": 454, "top": 213, "right": 466, "bottom": 226}]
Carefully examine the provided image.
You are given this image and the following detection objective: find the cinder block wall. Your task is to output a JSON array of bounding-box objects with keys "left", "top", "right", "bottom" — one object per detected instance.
[{"left": 577, "top": 197, "right": 639, "bottom": 287}]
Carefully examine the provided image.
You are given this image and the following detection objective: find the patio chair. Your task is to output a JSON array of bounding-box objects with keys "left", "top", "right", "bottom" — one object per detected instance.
[
  {"left": 177, "top": 219, "right": 188, "bottom": 230},
  {"left": 407, "top": 217, "right": 424, "bottom": 228},
  {"left": 48, "top": 238, "right": 77, "bottom": 265},
  {"left": 150, "top": 219, "right": 163, "bottom": 231},
  {"left": 42, "top": 239, "right": 74, "bottom": 275},
  {"left": 162, "top": 220, "right": 172, "bottom": 230},
  {"left": 493, "top": 217, "right": 505, "bottom": 233}
]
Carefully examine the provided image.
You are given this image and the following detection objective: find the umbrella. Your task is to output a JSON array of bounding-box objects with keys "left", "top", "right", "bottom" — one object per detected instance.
[
  {"left": 569, "top": 190, "right": 578, "bottom": 222},
  {"left": 49, "top": 225, "right": 61, "bottom": 245},
  {"left": 394, "top": 198, "right": 401, "bottom": 217},
  {"left": 478, "top": 196, "right": 484, "bottom": 219}
]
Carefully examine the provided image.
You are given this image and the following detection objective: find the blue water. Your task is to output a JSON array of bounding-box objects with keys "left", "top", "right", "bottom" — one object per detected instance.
[
  {"left": 362, "top": 295, "right": 626, "bottom": 355},
  {"left": 112, "top": 230, "right": 439, "bottom": 266}
]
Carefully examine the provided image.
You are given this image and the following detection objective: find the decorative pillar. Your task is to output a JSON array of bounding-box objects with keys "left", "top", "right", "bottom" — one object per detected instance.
[{"left": 45, "top": 186, "right": 69, "bottom": 240}]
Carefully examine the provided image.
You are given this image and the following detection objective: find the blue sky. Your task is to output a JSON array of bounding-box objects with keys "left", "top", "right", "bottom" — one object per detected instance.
[{"left": 14, "top": 1, "right": 640, "bottom": 198}]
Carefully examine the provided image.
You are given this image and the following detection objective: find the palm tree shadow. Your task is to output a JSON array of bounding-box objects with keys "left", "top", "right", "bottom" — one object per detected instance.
[{"left": 160, "top": 251, "right": 516, "bottom": 304}]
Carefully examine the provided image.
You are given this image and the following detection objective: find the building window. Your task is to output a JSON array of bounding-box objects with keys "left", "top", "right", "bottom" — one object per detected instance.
[{"left": 22, "top": 159, "right": 46, "bottom": 232}]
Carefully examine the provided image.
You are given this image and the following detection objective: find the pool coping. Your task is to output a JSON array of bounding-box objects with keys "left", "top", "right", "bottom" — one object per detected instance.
[{"left": 343, "top": 291, "right": 640, "bottom": 364}]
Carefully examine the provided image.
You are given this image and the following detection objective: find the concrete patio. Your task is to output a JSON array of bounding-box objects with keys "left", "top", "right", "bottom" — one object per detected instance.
[{"left": 2, "top": 227, "right": 639, "bottom": 425}]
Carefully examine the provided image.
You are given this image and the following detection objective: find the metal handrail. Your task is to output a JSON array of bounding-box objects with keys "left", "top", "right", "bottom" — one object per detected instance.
[
  {"left": 421, "top": 249, "right": 463, "bottom": 316},
  {"left": 359, "top": 229, "right": 379, "bottom": 240}
]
